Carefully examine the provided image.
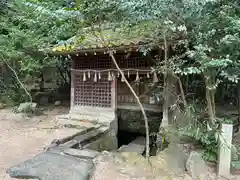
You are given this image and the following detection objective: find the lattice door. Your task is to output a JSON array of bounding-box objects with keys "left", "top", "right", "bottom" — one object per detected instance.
[{"left": 74, "top": 73, "right": 112, "bottom": 108}]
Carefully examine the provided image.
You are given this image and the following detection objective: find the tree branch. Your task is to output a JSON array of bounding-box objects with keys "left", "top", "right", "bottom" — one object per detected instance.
[
  {"left": 109, "top": 51, "right": 150, "bottom": 159},
  {"left": 1, "top": 56, "right": 32, "bottom": 102},
  {"left": 95, "top": 30, "right": 150, "bottom": 158},
  {"left": 162, "top": 32, "right": 169, "bottom": 127}
]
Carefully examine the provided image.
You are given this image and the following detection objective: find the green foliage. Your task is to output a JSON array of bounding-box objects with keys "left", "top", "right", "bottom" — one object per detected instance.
[
  {"left": 0, "top": 0, "right": 77, "bottom": 102},
  {"left": 232, "top": 161, "right": 240, "bottom": 169},
  {"left": 167, "top": 104, "right": 219, "bottom": 162}
]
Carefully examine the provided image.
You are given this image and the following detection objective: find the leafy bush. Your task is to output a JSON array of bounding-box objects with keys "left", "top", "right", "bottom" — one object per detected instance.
[{"left": 159, "top": 104, "right": 230, "bottom": 163}]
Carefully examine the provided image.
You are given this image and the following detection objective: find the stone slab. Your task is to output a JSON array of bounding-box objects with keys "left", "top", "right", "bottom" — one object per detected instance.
[
  {"left": 118, "top": 137, "right": 146, "bottom": 155},
  {"left": 74, "top": 129, "right": 106, "bottom": 147},
  {"left": 63, "top": 148, "right": 100, "bottom": 159},
  {"left": 7, "top": 152, "right": 93, "bottom": 180},
  {"left": 59, "top": 139, "right": 79, "bottom": 148}
]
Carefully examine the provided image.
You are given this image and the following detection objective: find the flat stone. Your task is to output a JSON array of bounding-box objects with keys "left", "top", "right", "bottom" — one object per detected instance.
[
  {"left": 63, "top": 148, "right": 100, "bottom": 159},
  {"left": 59, "top": 139, "right": 79, "bottom": 148},
  {"left": 118, "top": 137, "right": 146, "bottom": 155},
  {"left": 54, "top": 101, "right": 61, "bottom": 106},
  {"left": 7, "top": 152, "right": 93, "bottom": 180}
]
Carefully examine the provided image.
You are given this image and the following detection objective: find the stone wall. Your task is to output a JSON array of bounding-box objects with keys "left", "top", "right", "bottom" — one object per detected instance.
[
  {"left": 117, "top": 109, "right": 162, "bottom": 134},
  {"left": 83, "top": 119, "right": 118, "bottom": 151}
]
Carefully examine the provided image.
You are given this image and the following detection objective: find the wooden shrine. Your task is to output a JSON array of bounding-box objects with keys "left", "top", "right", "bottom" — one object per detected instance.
[{"left": 69, "top": 50, "right": 163, "bottom": 122}]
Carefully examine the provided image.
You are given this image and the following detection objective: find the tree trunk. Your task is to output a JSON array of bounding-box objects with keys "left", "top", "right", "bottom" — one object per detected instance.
[
  {"left": 210, "top": 90, "right": 216, "bottom": 116},
  {"left": 109, "top": 51, "right": 150, "bottom": 159},
  {"left": 162, "top": 33, "right": 169, "bottom": 127},
  {"left": 205, "top": 81, "right": 216, "bottom": 124},
  {"left": 162, "top": 77, "right": 169, "bottom": 127},
  {"left": 3, "top": 58, "right": 32, "bottom": 102}
]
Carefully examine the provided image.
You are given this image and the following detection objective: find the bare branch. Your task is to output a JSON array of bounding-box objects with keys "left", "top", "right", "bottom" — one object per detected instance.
[
  {"left": 0, "top": 56, "right": 32, "bottom": 102},
  {"left": 109, "top": 51, "right": 150, "bottom": 159},
  {"left": 94, "top": 32, "right": 150, "bottom": 159}
]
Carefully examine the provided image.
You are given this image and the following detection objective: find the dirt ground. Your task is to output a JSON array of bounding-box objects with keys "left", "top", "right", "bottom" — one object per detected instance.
[
  {"left": 0, "top": 107, "right": 80, "bottom": 180},
  {"left": 1, "top": 107, "right": 240, "bottom": 180}
]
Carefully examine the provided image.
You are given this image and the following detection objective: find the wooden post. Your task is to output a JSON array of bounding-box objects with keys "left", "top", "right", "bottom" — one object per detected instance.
[
  {"left": 70, "top": 58, "right": 76, "bottom": 112},
  {"left": 110, "top": 77, "right": 118, "bottom": 149},
  {"left": 237, "top": 82, "right": 240, "bottom": 132},
  {"left": 111, "top": 77, "right": 117, "bottom": 112},
  {"left": 70, "top": 71, "right": 75, "bottom": 111},
  {"left": 218, "top": 123, "right": 233, "bottom": 178}
]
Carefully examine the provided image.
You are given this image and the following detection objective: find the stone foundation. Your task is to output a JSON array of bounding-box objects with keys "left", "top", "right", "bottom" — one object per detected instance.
[
  {"left": 83, "top": 119, "right": 118, "bottom": 151},
  {"left": 117, "top": 109, "right": 162, "bottom": 134}
]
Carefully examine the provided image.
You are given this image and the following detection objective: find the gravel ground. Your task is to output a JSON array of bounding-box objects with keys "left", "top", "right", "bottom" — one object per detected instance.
[{"left": 0, "top": 107, "right": 80, "bottom": 180}]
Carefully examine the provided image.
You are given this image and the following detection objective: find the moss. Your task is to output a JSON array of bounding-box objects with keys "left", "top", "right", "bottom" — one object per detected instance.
[{"left": 51, "top": 20, "right": 162, "bottom": 53}]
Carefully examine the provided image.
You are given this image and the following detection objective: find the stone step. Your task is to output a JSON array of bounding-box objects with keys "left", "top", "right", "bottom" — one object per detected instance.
[
  {"left": 48, "top": 128, "right": 109, "bottom": 154},
  {"left": 59, "top": 140, "right": 79, "bottom": 148},
  {"left": 74, "top": 128, "right": 108, "bottom": 147},
  {"left": 55, "top": 114, "right": 102, "bottom": 129},
  {"left": 118, "top": 136, "right": 146, "bottom": 155}
]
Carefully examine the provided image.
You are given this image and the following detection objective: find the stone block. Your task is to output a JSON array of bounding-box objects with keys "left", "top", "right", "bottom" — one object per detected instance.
[
  {"left": 7, "top": 152, "right": 93, "bottom": 180},
  {"left": 218, "top": 123, "right": 233, "bottom": 178}
]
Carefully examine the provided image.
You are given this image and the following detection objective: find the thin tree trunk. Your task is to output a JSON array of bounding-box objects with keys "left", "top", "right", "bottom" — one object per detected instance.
[
  {"left": 185, "top": 75, "right": 189, "bottom": 96},
  {"left": 95, "top": 32, "right": 150, "bottom": 158},
  {"left": 109, "top": 51, "right": 150, "bottom": 159},
  {"left": 173, "top": 74, "right": 187, "bottom": 107},
  {"left": 178, "top": 77, "right": 187, "bottom": 107},
  {"left": 206, "top": 88, "right": 214, "bottom": 123},
  {"left": 2, "top": 58, "right": 32, "bottom": 102},
  {"left": 162, "top": 32, "right": 169, "bottom": 127},
  {"left": 210, "top": 90, "right": 216, "bottom": 116}
]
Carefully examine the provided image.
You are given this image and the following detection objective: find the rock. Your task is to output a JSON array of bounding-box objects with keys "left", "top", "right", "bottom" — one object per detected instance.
[
  {"left": 0, "top": 102, "right": 6, "bottom": 109},
  {"left": 90, "top": 151, "right": 185, "bottom": 180},
  {"left": 90, "top": 151, "right": 150, "bottom": 180},
  {"left": 176, "top": 143, "right": 193, "bottom": 156},
  {"left": 17, "top": 102, "right": 37, "bottom": 113},
  {"left": 186, "top": 151, "right": 208, "bottom": 179},
  {"left": 7, "top": 152, "right": 93, "bottom": 180},
  {"left": 54, "top": 101, "right": 61, "bottom": 106},
  {"left": 150, "top": 143, "right": 187, "bottom": 173}
]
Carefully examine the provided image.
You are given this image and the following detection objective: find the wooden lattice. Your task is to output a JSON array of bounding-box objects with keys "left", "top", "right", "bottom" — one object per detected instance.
[
  {"left": 75, "top": 55, "right": 112, "bottom": 69},
  {"left": 117, "top": 75, "right": 150, "bottom": 104},
  {"left": 116, "top": 54, "right": 150, "bottom": 68},
  {"left": 74, "top": 74, "right": 111, "bottom": 108},
  {"left": 73, "top": 53, "right": 155, "bottom": 108},
  {"left": 74, "top": 53, "right": 153, "bottom": 69}
]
